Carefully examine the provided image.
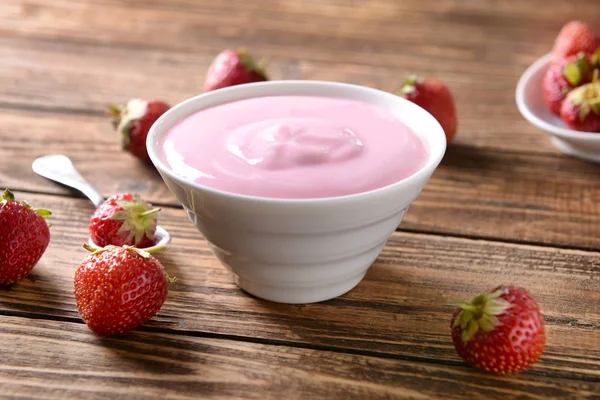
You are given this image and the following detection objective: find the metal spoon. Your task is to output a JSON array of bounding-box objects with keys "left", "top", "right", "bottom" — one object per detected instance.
[{"left": 32, "top": 154, "right": 171, "bottom": 250}]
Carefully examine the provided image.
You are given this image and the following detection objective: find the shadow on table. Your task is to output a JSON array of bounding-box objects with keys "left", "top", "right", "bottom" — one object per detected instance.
[
  {"left": 0, "top": 262, "right": 68, "bottom": 317},
  {"left": 441, "top": 142, "right": 600, "bottom": 177},
  {"left": 242, "top": 260, "right": 418, "bottom": 350},
  {"left": 97, "top": 332, "right": 197, "bottom": 376}
]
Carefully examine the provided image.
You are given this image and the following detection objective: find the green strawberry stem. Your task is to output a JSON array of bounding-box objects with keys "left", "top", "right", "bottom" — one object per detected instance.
[
  {"left": 83, "top": 243, "right": 100, "bottom": 253},
  {"left": 139, "top": 243, "right": 167, "bottom": 254},
  {"left": 83, "top": 243, "right": 167, "bottom": 255},
  {"left": 140, "top": 208, "right": 161, "bottom": 217},
  {"left": 452, "top": 289, "right": 513, "bottom": 343}
]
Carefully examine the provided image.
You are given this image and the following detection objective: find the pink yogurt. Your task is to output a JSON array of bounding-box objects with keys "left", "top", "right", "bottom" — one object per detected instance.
[{"left": 160, "top": 95, "right": 430, "bottom": 199}]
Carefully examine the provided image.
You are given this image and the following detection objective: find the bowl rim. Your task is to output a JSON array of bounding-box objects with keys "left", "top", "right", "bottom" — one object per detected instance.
[
  {"left": 516, "top": 52, "right": 600, "bottom": 141},
  {"left": 146, "top": 80, "right": 447, "bottom": 204}
]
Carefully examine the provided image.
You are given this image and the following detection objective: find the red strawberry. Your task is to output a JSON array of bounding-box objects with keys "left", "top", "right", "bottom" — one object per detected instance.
[
  {"left": 110, "top": 99, "right": 171, "bottom": 162},
  {"left": 399, "top": 76, "right": 458, "bottom": 143},
  {"left": 204, "top": 49, "right": 268, "bottom": 92},
  {"left": 0, "top": 189, "right": 51, "bottom": 285},
  {"left": 451, "top": 285, "right": 545, "bottom": 375},
  {"left": 543, "top": 52, "right": 599, "bottom": 115},
  {"left": 89, "top": 193, "right": 160, "bottom": 248},
  {"left": 560, "top": 80, "right": 600, "bottom": 132},
  {"left": 74, "top": 244, "right": 170, "bottom": 336},
  {"left": 552, "top": 21, "right": 599, "bottom": 60}
]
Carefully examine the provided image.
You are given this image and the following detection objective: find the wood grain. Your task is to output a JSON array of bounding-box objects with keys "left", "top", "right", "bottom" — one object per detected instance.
[
  {"left": 4, "top": 316, "right": 597, "bottom": 400},
  {"left": 0, "top": 192, "right": 598, "bottom": 392},
  {"left": 4, "top": 108, "right": 600, "bottom": 249},
  {"left": 1, "top": 0, "right": 599, "bottom": 154},
  {"left": 2, "top": 1, "right": 600, "bottom": 397},
  {"left": 0, "top": 32, "right": 552, "bottom": 155}
]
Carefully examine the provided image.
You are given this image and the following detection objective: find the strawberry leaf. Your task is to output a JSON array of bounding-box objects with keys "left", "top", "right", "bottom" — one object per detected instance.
[
  {"left": 134, "top": 227, "right": 144, "bottom": 245},
  {"left": 593, "top": 50, "right": 600, "bottom": 67},
  {"left": 462, "top": 320, "right": 480, "bottom": 342},
  {"left": 116, "top": 200, "right": 135, "bottom": 209},
  {"left": 564, "top": 62, "right": 582, "bottom": 86},
  {"left": 125, "top": 230, "right": 136, "bottom": 243},
  {"left": 1, "top": 189, "right": 15, "bottom": 201},
  {"left": 399, "top": 75, "right": 418, "bottom": 97},
  {"left": 111, "top": 211, "right": 130, "bottom": 220},
  {"left": 238, "top": 49, "right": 268, "bottom": 78},
  {"left": 145, "top": 226, "right": 156, "bottom": 240},
  {"left": 575, "top": 54, "right": 589, "bottom": 74},
  {"left": 110, "top": 194, "right": 161, "bottom": 246},
  {"left": 34, "top": 209, "right": 52, "bottom": 218},
  {"left": 453, "top": 288, "right": 512, "bottom": 343}
]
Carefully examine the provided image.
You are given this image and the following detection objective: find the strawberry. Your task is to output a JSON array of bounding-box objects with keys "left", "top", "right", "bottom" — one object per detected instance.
[
  {"left": 451, "top": 285, "right": 545, "bottom": 375},
  {"left": 543, "top": 52, "right": 599, "bottom": 115},
  {"left": 399, "top": 76, "right": 458, "bottom": 143},
  {"left": 74, "top": 244, "right": 170, "bottom": 336},
  {"left": 89, "top": 193, "right": 161, "bottom": 248},
  {"left": 110, "top": 99, "right": 171, "bottom": 162},
  {"left": 552, "top": 21, "right": 599, "bottom": 60},
  {"left": 204, "top": 49, "right": 268, "bottom": 92},
  {"left": 560, "top": 79, "right": 600, "bottom": 132},
  {"left": 0, "top": 189, "right": 51, "bottom": 285}
]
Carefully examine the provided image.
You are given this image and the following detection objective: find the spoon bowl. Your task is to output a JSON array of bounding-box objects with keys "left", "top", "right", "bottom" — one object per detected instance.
[
  {"left": 86, "top": 225, "right": 171, "bottom": 249},
  {"left": 32, "top": 154, "right": 171, "bottom": 251}
]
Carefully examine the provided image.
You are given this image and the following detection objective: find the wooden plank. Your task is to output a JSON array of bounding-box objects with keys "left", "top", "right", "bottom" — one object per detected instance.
[
  {"left": 0, "top": 108, "right": 176, "bottom": 204},
  {"left": 0, "top": 33, "right": 551, "bottom": 155},
  {"left": 2, "top": 0, "right": 598, "bottom": 62},
  {"left": 3, "top": 316, "right": 597, "bottom": 399},
  {"left": 2, "top": 0, "right": 599, "bottom": 154},
  {"left": 0, "top": 192, "right": 598, "bottom": 388},
  {"left": 3, "top": 108, "right": 600, "bottom": 248}
]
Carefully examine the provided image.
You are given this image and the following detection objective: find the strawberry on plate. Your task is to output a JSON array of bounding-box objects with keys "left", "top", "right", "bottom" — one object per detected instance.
[
  {"left": 451, "top": 285, "right": 545, "bottom": 375},
  {"left": 89, "top": 193, "right": 161, "bottom": 248},
  {"left": 560, "top": 79, "right": 600, "bottom": 132},
  {"left": 552, "top": 21, "right": 599, "bottom": 60},
  {"left": 204, "top": 49, "right": 268, "bottom": 92},
  {"left": 74, "top": 244, "right": 170, "bottom": 336},
  {"left": 0, "top": 189, "right": 51, "bottom": 285},
  {"left": 399, "top": 76, "right": 458, "bottom": 144},
  {"left": 110, "top": 98, "right": 171, "bottom": 162},
  {"left": 543, "top": 52, "right": 599, "bottom": 115}
]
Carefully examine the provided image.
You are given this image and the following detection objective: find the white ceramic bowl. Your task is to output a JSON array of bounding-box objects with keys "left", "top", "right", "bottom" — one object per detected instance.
[
  {"left": 147, "top": 81, "right": 446, "bottom": 304},
  {"left": 516, "top": 52, "right": 600, "bottom": 163}
]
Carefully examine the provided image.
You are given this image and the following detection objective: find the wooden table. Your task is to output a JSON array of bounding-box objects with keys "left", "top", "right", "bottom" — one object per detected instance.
[{"left": 1, "top": 1, "right": 599, "bottom": 398}]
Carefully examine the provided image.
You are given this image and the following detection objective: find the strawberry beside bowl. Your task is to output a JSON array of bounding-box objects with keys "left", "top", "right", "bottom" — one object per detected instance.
[
  {"left": 516, "top": 52, "right": 600, "bottom": 163},
  {"left": 146, "top": 81, "right": 446, "bottom": 304}
]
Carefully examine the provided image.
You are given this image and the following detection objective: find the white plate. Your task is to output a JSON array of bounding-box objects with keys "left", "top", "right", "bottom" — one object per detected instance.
[{"left": 516, "top": 52, "right": 600, "bottom": 163}]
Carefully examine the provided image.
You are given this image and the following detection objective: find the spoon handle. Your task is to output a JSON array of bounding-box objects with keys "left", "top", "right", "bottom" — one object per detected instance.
[{"left": 32, "top": 155, "right": 105, "bottom": 208}]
